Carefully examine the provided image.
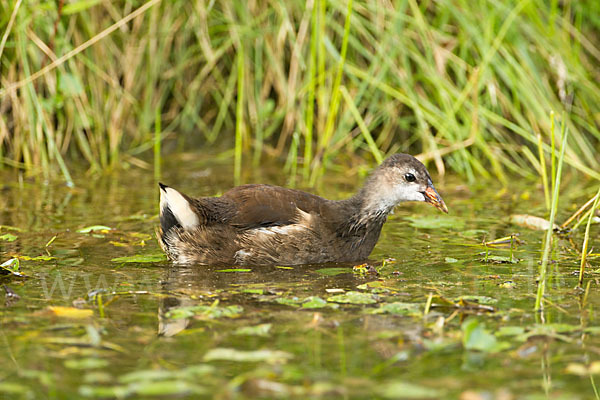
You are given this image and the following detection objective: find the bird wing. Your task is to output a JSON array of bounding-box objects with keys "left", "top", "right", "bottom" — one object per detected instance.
[{"left": 219, "top": 184, "right": 330, "bottom": 230}]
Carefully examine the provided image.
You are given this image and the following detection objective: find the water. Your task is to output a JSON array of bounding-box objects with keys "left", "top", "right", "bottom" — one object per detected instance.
[{"left": 0, "top": 158, "right": 598, "bottom": 399}]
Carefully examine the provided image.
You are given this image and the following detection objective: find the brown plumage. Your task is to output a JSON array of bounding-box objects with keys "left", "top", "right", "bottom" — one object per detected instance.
[{"left": 158, "top": 153, "right": 447, "bottom": 265}]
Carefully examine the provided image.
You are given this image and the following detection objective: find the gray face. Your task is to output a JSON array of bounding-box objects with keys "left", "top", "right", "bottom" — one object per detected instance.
[
  {"left": 378, "top": 154, "right": 433, "bottom": 202},
  {"left": 363, "top": 153, "right": 447, "bottom": 214}
]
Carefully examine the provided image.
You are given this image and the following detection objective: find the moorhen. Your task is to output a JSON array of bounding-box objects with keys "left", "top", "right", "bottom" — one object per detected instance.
[{"left": 157, "top": 153, "right": 447, "bottom": 265}]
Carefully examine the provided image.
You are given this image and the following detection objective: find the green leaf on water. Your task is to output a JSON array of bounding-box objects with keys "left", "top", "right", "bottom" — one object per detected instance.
[
  {"left": 482, "top": 255, "right": 520, "bottom": 264},
  {"left": 129, "top": 380, "right": 206, "bottom": 396},
  {"left": 302, "top": 296, "right": 332, "bottom": 309},
  {"left": 404, "top": 215, "right": 465, "bottom": 229},
  {"left": 0, "top": 225, "right": 23, "bottom": 232},
  {"left": 203, "top": 348, "right": 293, "bottom": 363},
  {"left": 119, "top": 365, "right": 214, "bottom": 384},
  {"left": 462, "top": 319, "right": 510, "bottom": 353},
  {"left": 0, "top": 382, "right": 32, "bottom": 394},
  {"left": 274, "top": 297, "right": 302, "bottom": 307},
  {"left": 234, "top": 323, "right": 272, "bottom": 337},
  {"left": 111, "top": 254, "right": 166, "bottom": 263},
  {"left": 19, "top": 255, "right": 56, "bottom": 261},
  {"left": 368, "top": 302, "right": 422, "bottom": 316},
  {"left": 445, "top": 257, "right": 459, "bottom": 263},
  {"left": 315, "top": 267, "right": 350, "bottom": 276},
  {"left": 79, "top": 385, "right": 130, "bottom": 398},
  {"left": 459, "top": 295, "right": 498, "bottom": 305},
  {"left": 216, "top": 268, "right": 251, "bottom": 272},
  {"left": 165, "top": 304, "right": 243, "bottom": 320},
  {"left": 242, "top": 288, "right": 264, "bottom": 294},
  {"left": 377, "top": 381, "right": 442, "bottom": 399},
  {"left": 327, "top": 291, "right": 377, "bottom": 305},
  {"left": 78, "top": 225, "right": 112, "bottom": 233},
  {"left": 0, "top": 233, "right": 17, "bottom": 242},
  {"left": 64, "top": 358, "right": 109, "bottom": 370},
  {"left": 496, "top": 326, "right": 526, "bottom": 337}
]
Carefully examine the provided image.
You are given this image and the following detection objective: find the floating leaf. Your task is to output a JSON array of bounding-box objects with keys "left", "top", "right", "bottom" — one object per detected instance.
[
  {"left": 216, "top": 268, "right": 251, "bottom": 272},
  {"left": 327, "top": 291, "right": 376, "bottom": 305},
  {"left": 274, "top": 297, "right": 302, "bottom": 307},
  {"left": 377, "top": 381, "right": 442, "bottom": 399},
  {"left": 19, "top": 255, "right": 56, "bottom": 261},
  {"left": 111, "top": 254, "right": 166, "bottom": 263},
  {"left": 481, "top": 255, "right": 519, "bottom": 264},
  {"left": 404, "top": 215, "right": 465, "bottom": 229},
  {"left": 445, "top": 257, "right": 459, "bottom": 263},
  {"left": 0, "top": 225, "right": 23, "bottom": 232},
  {"left": 462, "top": 319, "right": 510, "bottom": 353},
  {"left": 0, "top": 382, "right": 31, "bottom": 394},
  {"left": 0, "top": 233, "right": 17, "bottom": 242},
  {"left": 129, "top": 380, "right": 206, "bottom": 396},
  {"left": 47, "top": 306, "right": 94, "bottom": 319},
  {"left": 65, "top": 358, "right": 109, "bottom": 370},
  {"left": 459, "top": 295, "right": 497, "bottom": 305},
  {"left": 302, "top": 296, "right": 331, "bottom": 309},
  {"left": 79, "top": 385, "right": 129, "bottom": 398},
  {"left": 242, "top": 288, "right": 264, "bottom": 294},
  {"left": 78, "top": 225, "right": 112, "bottom": 233},
  {"left": 315, "top": 267, "right": 350, "bottom": 276},
  {"left": 118, "top": 365, "right": 214, "bottom": 384},
  {"left": 496, "top": 326, "right": 525, "bottom": 337},
  {"left": 203, "top": 348, "right": 293, "bottom": 363},
  {"left": 369, "top": 302, "right": 422, "bottom": 316},
  {"left": 165, "top": 304, "right": 243, "bottom": 320},
  {"left": 234, "top": 323, "right": 272, "bottom": 337}
]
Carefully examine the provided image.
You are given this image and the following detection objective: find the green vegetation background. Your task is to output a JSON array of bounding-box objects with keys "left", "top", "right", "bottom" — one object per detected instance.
[{"left": 0, "top": 0, "right": 599, "bottom": 185}]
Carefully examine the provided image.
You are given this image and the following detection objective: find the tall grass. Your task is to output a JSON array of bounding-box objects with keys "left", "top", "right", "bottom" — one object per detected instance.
[
  {"left": 535, "top": 117, "right": 568, "bottom": 311},
  {"left": 0, "top": 0, "right": 599, "bottom": 184}
]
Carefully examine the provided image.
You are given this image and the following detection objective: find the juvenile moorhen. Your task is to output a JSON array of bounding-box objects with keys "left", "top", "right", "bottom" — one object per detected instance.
[{"left": 158, "top": 153, "right": 447, "bottom": 265}]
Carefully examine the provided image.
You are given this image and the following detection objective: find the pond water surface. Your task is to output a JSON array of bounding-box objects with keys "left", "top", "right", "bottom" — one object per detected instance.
[{"left": 0, "top": 155, "right": 599, "bottom": 399}]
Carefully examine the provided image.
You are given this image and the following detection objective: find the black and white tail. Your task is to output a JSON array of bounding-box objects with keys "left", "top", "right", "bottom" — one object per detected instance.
[{"left": 158, "top": 183, "right": 199, "bottom": 234}]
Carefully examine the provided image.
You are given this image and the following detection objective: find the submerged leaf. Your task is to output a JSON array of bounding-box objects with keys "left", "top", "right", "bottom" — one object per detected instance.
[
  {"left": 315, "top": 267, "right": 350, "bottom": 276},
  {"left": 64, "top": 358, "right": 109, "bottom": 370},
  {"left": 462, "top": 319, "right": 510, "bottom": 353},
  {"left": 368, "top": 302, "right": 422, "bottom": 316},
  {"left": 481, "top": 255, "right": 519, "bottom": 264},
  {"left": 234, "top": 323, "right": 272, "bottom": 337},
  {"left": 377, "top": 381, "right": 442, "bottom": 399},
  {"left": 78, "top": 225, "right": 112, "bottom": 233},
  {"left": 118, "top": 365, "right": 214, "bottom": 384},
  {"left": 111, "top": 254, "right": 166, "bottom": 263},
  {"left": 165, "top": 304, "right": 243, "bottom": 320},
  {"left": 302, "top": 296, "right": 333, "bottom": 309},
  {"left": 203, "top": 348, "right": 293, "bottom": 363},
  {"left": 216, "top": 268, "right": 251, "bottom": 272},
  {"left": 130, "top": 380, "right": 206, "bottom": 396},
  {"left": 404, "top": 215, "right": 465, "bottom": 229},
  {"left": 327, "top": 291, "right": 377, "bottom": 305},
  {"left": 48, "top": 306, "right": 94, "bottom": 319}
]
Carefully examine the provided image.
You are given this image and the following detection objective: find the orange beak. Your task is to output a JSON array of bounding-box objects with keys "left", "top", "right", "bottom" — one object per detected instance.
[{"left": 424, "top": 186, "right": 448, "bottom": 213}]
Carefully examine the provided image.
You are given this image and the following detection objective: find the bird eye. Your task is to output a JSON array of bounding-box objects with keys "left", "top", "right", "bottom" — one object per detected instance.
[{"left": 404, "top": 173, "right": 416, "bottom": 182}]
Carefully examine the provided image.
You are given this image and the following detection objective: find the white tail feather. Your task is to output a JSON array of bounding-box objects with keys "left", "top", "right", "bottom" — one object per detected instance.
[{"left": 160, "top": 186, "right": 199, "bottom": 230}]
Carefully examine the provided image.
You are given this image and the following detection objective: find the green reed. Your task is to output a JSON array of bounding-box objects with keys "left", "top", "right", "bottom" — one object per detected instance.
[
  {"left": 535, "top": 117, "right": 568, "bottom": 311},
  {"left": 578, "top": 188, "right": 600, "bottom": 288},
  {"left": 0, "top": 0, "right": 598, "bottom": 185}
]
